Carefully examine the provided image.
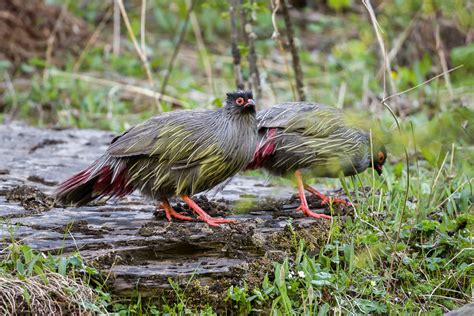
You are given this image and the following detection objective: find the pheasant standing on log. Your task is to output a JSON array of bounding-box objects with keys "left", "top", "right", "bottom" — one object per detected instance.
[
  {"left": 55, "top": 91, "right": 257, "bottom": 226},
  {"left": 247, "top": 102, "right": 387, "bottom": 220}
]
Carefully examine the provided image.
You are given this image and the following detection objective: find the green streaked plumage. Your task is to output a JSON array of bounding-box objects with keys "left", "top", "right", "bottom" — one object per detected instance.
[
  {"left": 254, "top": 102, "right": 385, "bottom": 177},
  {"left": 55, "top": 91, "right": 257, "bottom": 206}
]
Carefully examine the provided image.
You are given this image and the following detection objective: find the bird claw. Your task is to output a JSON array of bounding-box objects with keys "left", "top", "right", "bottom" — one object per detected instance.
[
  {"left": 161, "top": 203, "right": 194, "bottom": 222},
  {"left": 198, "top": 216, "right": 237, "bottom": 227},
  {"left": 320, "top": 197, "right": 350, "bottom": 206},
  {"left": 297, "top": 204, "right": 332, "bottom": 220}
]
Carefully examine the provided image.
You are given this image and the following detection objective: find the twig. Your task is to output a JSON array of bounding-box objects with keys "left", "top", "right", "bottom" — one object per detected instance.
[
  {"left": 362, "top": 0, "right": 396, "bottom": 98},
  {"left": 189, "top": 0, "right": 215, "bottom": 95},
  {"left": 435, "top": 22, "right": 453, "bottom": 98},
  {"left": 116, "top": 0, "right": 162, "bottom": 112},
  {"left": 270, "top": 0, "right": 296, "bottom": 99},
  {"left": 157, "top": 0, "right": 195, "bottom": 105},
  {"left": 280, "top": 0, "right": 305, "bottom": 101},
  {"left": 336, "top": 82, "right": 347, "bottom": 109},
  {"left": 4, "top": 72, "right": 18, "bottom": 124},
  {"left": 382, "top": 65, "right": 463, "bottom": 103},
  {"left": 241, "top": 0, "right": 261, "bottom": 99},
  {"left": 49, "top": 69, "right": 183, "bottom": 106},
  {"left": 113, "top": 0, "right": 121, "bottom": 56},
  {"left": 230, "top": 0, "right": 244, "bottom": 90}
]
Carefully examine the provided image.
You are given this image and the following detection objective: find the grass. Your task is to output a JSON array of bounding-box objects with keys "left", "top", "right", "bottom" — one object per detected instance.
[
  {"left": 1, "top": 0, "right": 473, "bottom": 314},
  {"left": 227, "top": 159, "right": 473, "bottom": 314},
  {"left": 0, "top": 241, "right": 109, "bottom": 314}
]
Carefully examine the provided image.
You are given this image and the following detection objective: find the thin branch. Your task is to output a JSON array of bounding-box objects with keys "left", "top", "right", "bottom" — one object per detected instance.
[
  {"left": 362, "top": 0, "right": 396, "bottom": 98},
  {"left": 382, "top": 65, "right": 463, "bottom": 103},
  {"left": 241, "top": 0, "right": 262, "bottom": 100},
  {"left": 435, "top": 22, "right": 453, "bottom": 97},
  {"left": 230, "top": 0, "right": 244, "bottom": 90},
  {"left": 158, "top": 0, "right": 195, "bottom": 105},
  {"left": 271, "top": 0, "right": 296, "bottom": 99},
  {"left": 116, "top": 0, "right": 162, "bottom": 112},
  {"left": 49, "top": 69, "right": 183, "bottom": 106},
  {"left": 280, "top": 0, "right": 305, "bottom": 101}
]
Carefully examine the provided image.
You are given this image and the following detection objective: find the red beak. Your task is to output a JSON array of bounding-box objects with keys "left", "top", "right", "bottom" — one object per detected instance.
[{"left": 375, "top": 165, "right": 383, "bottom": 176}]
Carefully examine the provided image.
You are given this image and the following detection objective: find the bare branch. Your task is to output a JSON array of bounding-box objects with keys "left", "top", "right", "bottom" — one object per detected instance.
[
  {"left": 229, "top": 0, "right": 245, "bottom": 90},
  {"left": 116, "top": 0, "right": 162, "bottom": 112},
  {"left": 435, "top": 22, "right": 453, "bottom": 97},
  {"left": 382, "top": 65, "right": 463, "bottom": 103},
  {"left": 270, "top": 0, "right": 296, "bottom": 100},
  {"left": 362, "top": 0, "right": 396, "bottom": 98},
  {"left": 241, "top": 0, "right": 262, "bottom": 100},
  {"left": 280, "top": 0, "right": 305, "bottom": 101}
]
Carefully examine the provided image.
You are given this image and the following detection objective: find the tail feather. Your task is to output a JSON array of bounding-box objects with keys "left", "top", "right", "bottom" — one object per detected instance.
[{"left": 55, "top": 156, "right": 134, "bottom": 206}]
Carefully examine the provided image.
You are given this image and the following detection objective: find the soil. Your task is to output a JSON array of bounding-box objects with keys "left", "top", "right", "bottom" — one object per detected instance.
[
  {"left": 0, "top": 0, "right": 90, "bottom": 69},
  {"left": 5, "top": 185, "right": 55, "bottom": 213}
]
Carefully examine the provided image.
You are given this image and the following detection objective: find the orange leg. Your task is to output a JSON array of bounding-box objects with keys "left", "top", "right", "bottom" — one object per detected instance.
[
  {"left": 295, "top": 170, "right": 332, "bottom": 220},
  {"left": 304, "top": 185, "right": 349, "bottom": 206},
  {"left": 181, "top": 195, "right": 237, "bottom": 227},
  {"left": 160, "top": 198, "right": 193, "bottom": 222}
]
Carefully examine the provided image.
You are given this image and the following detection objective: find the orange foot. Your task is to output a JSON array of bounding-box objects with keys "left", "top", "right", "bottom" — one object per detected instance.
[
  {"left": 160, "top": 198, "right": 193, "bottom": 222},
  {"left": 297, "top": 202, "right": 332, "bottom": 220},
  {"left": 182, "top": 195, "right": 237, "bottom": 227},
  {"left": 305, "top": 185, "right": 350, "bottom": 206},
  {"left": 295, "top": 170, "right": 332, "bottom": 220}
]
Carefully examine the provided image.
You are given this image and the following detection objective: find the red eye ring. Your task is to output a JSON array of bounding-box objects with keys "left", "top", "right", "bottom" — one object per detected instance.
[{"left": 236, "top": 97, "right": 245, "bottom": 105}]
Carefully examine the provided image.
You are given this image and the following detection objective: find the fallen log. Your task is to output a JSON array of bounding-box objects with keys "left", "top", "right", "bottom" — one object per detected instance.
[{"left": 0, "top": 122, "right": 341, "bottom": 308}]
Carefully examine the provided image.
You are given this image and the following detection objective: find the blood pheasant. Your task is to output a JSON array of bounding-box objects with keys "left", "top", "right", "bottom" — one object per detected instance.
[
  {"left": 247, "top": 102, "right": 387, "bottom": 220},
  {"left": 55, "top": 91, "right": 257, "bottom": 226}
]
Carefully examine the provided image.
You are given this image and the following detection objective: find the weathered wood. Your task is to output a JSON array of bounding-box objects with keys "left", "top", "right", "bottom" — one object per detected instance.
[{"left": 0, "top": 122, "right": 336, "bottom": 304}]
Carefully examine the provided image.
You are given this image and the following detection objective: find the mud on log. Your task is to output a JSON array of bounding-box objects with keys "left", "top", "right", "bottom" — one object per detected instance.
[{"left": 0, "top": 122, "right": 342, "bottom": 307}]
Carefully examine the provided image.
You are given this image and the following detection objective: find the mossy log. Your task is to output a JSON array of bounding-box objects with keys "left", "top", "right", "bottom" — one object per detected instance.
[{"left": 0, "top": 122, "right": 341, "bottom": 307}]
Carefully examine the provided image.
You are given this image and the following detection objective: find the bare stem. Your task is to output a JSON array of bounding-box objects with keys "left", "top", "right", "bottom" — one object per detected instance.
[
  {"left": 116, "top": 0, "right": 162, "bottom": 112},
  {"left": 271, "top": 0, "right": 296, "bottom": 100},
  {"left": 230, "top": 0, "right": 245, "bottom": 90},
  {"left": 280, "top": 0, "right": 305, "bottom": 101},
  {"left": 241, "top": 0, "right": 262, "bottom": 100}
]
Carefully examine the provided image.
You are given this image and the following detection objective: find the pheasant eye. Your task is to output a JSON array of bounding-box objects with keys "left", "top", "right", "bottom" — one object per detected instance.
[{"left": 236, "top": 97, "right": 245, "bottom": 105}]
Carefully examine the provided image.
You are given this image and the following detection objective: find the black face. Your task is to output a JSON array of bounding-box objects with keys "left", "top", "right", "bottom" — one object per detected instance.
[
  {"left": 372, "top": 145, "right": 387, "bottom": 176},
  {"left": 226, "top": 90, "right": 255, "bottom": 111}
]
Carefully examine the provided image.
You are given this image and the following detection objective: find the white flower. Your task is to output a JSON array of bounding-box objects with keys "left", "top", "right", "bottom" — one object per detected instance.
[
  {"left": 298, "top": 271, "right": 306, "bottom": 278},
  {"left": 288, "top": 271, "right": 294, "bottom": 278},
  {"left": 370, "top": 280, "right": 376, "bottom": 287}
]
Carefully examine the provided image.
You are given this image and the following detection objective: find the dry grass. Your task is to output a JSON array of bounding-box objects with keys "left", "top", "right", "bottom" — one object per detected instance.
[{"left": 0, "top": 272, "right": 103, "bottom": 315}]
